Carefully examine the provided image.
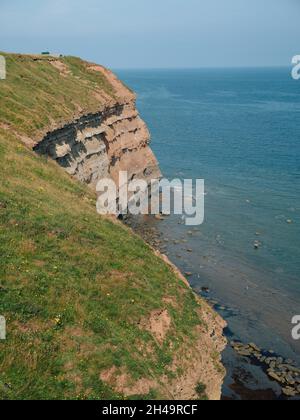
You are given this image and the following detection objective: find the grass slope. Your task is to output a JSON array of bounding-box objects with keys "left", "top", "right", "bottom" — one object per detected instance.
[{"left": 0, "top": 53, "right": 205, "bottom": 400}]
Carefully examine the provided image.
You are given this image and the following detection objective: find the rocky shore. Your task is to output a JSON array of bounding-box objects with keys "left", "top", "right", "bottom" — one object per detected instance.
[{"left": 231, "top": 342, "right": 300, "bottom": 398}]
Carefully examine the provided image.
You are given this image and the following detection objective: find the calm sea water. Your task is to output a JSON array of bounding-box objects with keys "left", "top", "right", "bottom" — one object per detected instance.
[{"left": 117, "top": 68, "right": 300, "bottom": 398}]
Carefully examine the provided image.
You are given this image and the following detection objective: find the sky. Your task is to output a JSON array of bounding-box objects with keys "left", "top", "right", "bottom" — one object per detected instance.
[{"left": 0, "top": 0, "right": 299, "bottom": 69}]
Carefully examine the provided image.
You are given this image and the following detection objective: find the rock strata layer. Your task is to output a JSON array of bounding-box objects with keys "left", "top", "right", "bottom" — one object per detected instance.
[{"left": 34, "top": 65, "right": 161, "bottom": 191}]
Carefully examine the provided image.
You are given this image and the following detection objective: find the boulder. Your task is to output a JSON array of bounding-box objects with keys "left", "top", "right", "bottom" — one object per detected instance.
[
  {"left": 268, "top": 370, "right": 282, "bottom": 383},
  {"left": 249, "top": 343, "right": 261, "bottom": 352},
  {"left": 282, "top": 387, "right": 297, "bottom": 397}
]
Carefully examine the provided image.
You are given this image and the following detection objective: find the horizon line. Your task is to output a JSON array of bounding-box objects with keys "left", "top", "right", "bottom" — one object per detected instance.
[
  {"left": 0, "top": 51, "right": 292, "bottom": 72},
  {"left": 113, "top": 65, "right": 291, "bottom": 71}
]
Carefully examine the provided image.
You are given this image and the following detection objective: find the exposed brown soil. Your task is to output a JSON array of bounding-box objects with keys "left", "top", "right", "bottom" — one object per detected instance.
[
  {"left": 49, "top": 60, "right": 71, "bottom": 76},
  {"left": 139, "top": 309, "right": 172, "bottom": 344}
]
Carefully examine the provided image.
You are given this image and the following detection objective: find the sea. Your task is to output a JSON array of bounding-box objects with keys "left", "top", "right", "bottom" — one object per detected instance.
[{"left": 116, "top": 68, "right": 300, "bottom": 399}]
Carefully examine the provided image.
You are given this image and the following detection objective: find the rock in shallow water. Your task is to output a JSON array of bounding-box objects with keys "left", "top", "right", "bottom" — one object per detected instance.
[
  {"left": 282, "top": 387, "right": 297, "bottom": 397},
  {"left": 249, "top": 343, "right": 261, "bottom": 352},
  {"left": 267, "top": 370, "right": 282, "bottom": 383},
  {"left": 230, "top": 340, "right": 300, "bottom": 397}
]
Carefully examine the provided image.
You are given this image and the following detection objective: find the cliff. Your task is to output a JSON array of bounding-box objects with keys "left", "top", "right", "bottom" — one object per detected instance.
[
  {"left": 0, "top": 54, "right": 160, "bottom": 189},
  {"left": 32, "top": 64, "right": 161, "bottom": 189},
  {"left": 0, "top": 53, "right": 226, "bottom": 400}
]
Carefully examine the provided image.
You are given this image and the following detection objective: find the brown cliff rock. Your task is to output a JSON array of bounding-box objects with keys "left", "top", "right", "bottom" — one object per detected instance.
[{"left": 33, "top": 63, "right": 161, "bottom": 190}]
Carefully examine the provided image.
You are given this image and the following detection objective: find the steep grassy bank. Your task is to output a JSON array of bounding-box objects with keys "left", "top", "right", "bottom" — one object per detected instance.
[{"left": 0, "top": 53, "right": 225, "bottom": 400}]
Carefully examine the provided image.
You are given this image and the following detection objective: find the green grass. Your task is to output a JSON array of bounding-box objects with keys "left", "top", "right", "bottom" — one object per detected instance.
[
  {"left": 195, "top": 383, "right": 208, "bottom": 401},
  {"left": 0, "top": 53, "right": 207, "bottom": 400},
  {"left": 0, "top": 129, "right": 205, "bottom": 400},
  {"left": 0, "top": 53, "right": 115, "bottom": 137}
]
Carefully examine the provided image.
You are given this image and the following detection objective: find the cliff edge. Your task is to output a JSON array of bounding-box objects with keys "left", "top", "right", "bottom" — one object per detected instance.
[
  {"left": 0, "top": 53, "right": 161, "bottom": 189},
  {"left": 0, "top": 53, "right": 226, "bottom": 400}
]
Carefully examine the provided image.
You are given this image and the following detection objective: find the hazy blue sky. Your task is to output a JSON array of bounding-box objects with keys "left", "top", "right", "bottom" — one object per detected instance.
[{"left": 1, "top": 0, "right": 299, "bottom": 68}]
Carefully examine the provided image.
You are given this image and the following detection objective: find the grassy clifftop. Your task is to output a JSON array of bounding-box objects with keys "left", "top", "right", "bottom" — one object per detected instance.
[
  {"left": 0, "top": 53, "right": 130, "bottom": 140},
  {"left": 0, "top": 53, "right": 225, "bottom": 400}
]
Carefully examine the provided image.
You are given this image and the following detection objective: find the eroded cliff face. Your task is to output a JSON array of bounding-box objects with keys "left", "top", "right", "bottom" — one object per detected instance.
[{"left": 33, "top": 65, "right": 161, "bottom": 190}]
